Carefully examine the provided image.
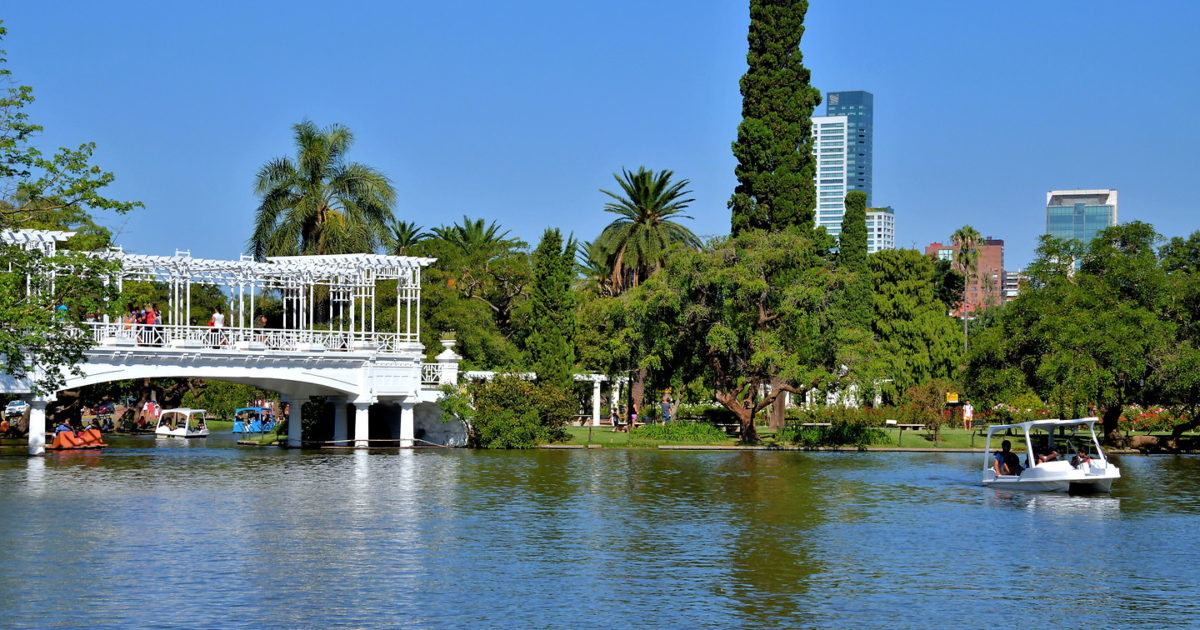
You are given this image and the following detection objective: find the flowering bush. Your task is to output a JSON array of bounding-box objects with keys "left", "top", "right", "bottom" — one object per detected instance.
[
  {"left": 1118, "top": 405, "right": 1176, "bottom": 434},
  {"left": 990, "top": 392, "right": 1048, "bottom": 423}
]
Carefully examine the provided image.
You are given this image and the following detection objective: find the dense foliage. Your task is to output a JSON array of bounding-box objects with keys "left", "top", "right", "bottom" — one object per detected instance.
[
  {"left": 438, "top": 375, "right": 574, "bottom": 448},
  {"left": 967, "top": 223, "right": 1200, "bottom": 441},
  {"left": 728, "top": 0, "right": 822, "bottom": 234},
  {"left": 525, "top": 229, "right": 576, "bottom": 389}
]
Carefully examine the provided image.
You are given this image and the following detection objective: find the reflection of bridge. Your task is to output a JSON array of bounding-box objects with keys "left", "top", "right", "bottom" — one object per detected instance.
[{"left": 1, "top": 230, "right": 463, "bottom": 455}]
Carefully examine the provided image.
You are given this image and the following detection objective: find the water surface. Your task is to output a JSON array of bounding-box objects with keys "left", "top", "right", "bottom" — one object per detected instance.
[{"left": 1, "top": 437, "right": 1196, "bottom": 628}]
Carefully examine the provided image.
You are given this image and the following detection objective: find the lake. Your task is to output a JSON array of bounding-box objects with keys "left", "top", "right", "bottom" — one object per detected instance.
[{"left": 1, "top": 436, "right": 1198, "bottom": 628}]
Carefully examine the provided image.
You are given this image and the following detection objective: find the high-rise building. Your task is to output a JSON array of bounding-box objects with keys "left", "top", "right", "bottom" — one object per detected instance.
[
  {"left": 1046, "top": 189, "right": 1118, "bottom": 245},
  {"left": 811, "top": 115, "right": 850, "bottom": 238},
  {"left": 925, "top": 238, "right": 1006, "bottom": 315},
  {"left": 1003, "top": 271, "right": 1028, "bottom": 303},
  {"left": 865, "top": 207, "right": 895, "bottom": 253},
  {"left": 825, "top": 91, "right": 873, "bottom": 205}
]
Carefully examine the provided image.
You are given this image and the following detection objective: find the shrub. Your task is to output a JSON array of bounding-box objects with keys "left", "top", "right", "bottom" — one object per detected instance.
[
  {"left": 629, "top": 421, "right": 728, "bottom": 446},
  {"left": 439, "top": 374, "right": 574, "bottom": 448},
  {"left": 779, "top": 406, "right": 889, "bottom": 448}
]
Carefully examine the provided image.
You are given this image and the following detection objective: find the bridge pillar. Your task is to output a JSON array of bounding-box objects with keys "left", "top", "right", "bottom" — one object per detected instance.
[
  {"left": 27, "top": 399, "right": 48, "bottom": 456},
  {"left": 399, "top": 400, "right": 415, "bottom": 447},
  {"left": 353, "top": 402, "right": 371, "bottom": 448},
  {"left": 285, "top": 398, "right": 302, "bottom": 448},
  {"left": 332, "top": 397, "right": 348, "bottom": 446},
  {"left": 591, "top": 378, "right": 602, "bottom": 427}
]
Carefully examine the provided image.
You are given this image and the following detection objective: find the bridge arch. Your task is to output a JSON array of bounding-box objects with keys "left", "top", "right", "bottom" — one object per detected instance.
[{"left": 60, "top": 365, "right": 362, "bottom": 399}]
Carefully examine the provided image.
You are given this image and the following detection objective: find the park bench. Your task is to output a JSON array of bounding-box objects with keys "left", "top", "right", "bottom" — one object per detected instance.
[{"left": 884, "top": 420, "right": 927, "bottom": 446}]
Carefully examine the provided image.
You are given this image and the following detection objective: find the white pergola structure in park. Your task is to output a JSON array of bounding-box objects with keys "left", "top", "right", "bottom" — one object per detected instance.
[
  {"left": 1, "top": 231, "right": 466, "bottom": 455},
  {"left": 89, "top": 248, "right": 435, "bottom": 353}
]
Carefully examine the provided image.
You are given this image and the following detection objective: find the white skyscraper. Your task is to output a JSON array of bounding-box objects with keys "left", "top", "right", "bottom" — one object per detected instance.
[
  {"left": 865, "top": 207, "right": 895, "bottom": 253},
  {"left": 811, "top": 115, "right": 849, "bottom": 238}
]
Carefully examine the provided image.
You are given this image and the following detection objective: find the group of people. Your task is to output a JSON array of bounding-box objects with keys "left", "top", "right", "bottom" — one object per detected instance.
[
  {"left": 608, "top": 395, "right": 676, "bottom": 432},
  {"left": 992, "top": 439, "right": 1093, "bottom": 476}
]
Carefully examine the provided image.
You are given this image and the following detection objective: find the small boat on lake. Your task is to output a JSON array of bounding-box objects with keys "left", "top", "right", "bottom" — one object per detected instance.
[
  {"left": 155, "top": 408, "right": 210, "bottom": 438},
  {"left": 982, "top": 418, "right": 1120, "bottom": 493},
  {"left": 47, "top": 427, "right": 107, "bottom": 451},
  {"left": 232, "top": 406, "right": 275, "bottom": 434}
]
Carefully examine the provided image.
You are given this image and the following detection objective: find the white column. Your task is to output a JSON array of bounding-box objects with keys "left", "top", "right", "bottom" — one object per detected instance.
[
  {"left": 332, "top": 398, "right": 348, "bottom": 445},
  {"left": 27, "top": 399, "right": 48, "bottom": 456},
  {"left": 591, "top": 378, "right": 602, "bottom": 427},
  {"left": 353, "top": 402, "right": 371, "bottom": 448},
  {"left": 399, "top": 401, "right": 415, "bottom": 448},
  {"left": 286, "top": 398, "right": 302, "bottom": 448}
]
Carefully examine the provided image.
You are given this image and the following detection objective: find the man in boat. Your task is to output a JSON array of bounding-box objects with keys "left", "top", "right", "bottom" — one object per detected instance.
[{"left": 993, "top": 440, "right": 1023, "bottom": 476}]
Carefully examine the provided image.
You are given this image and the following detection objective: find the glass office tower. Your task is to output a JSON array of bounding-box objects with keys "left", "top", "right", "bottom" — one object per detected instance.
[
  {"left": 1045, "top": 190, "right": 1118, "bottom": 244},
  {"left": 825, "top": 91, "right": 873, "bottom": 206}
]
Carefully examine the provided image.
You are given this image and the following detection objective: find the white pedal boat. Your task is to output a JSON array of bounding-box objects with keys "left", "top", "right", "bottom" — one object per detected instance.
[{"left": 982, "top": 417, "right": 1119, "bottom": 493}]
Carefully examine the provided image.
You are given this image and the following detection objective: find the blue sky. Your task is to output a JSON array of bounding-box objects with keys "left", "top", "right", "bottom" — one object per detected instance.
[{"left": 5, "top": 1, "right": 1198, "bottom": 268}]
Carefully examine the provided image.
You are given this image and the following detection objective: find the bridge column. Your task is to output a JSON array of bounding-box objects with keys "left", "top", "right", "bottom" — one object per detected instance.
[
  {"left": 332, "top": 397, "right": 348, "bottom": 446},
  {"left": 285, "top": 398, "right": 302, "bottom": 448},
  {"left": 591, "top": 378, "right": 602, "bottom": 427},
  {"left": 27, "top": 399, "right": 49, "bottom": 456},
  {"left": 353, "top": 402, "right": 371, "bottom": 448},
  {"left": 399, "top": 400, "right": 415, "bottom": 448}
]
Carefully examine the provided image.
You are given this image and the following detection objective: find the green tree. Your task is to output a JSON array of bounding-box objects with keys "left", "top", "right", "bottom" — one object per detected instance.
[
  {"left": 250, "top": 120, "right": 395, "bottom": 260},
  {"left": 415, "top": 217, "right": 530, "bottom": 369},
  {"left": 728, "top": 0, "right": 823, "bottom": 234},
  {"left": 525, "top": 229, "right": 577, "bottom": 389},
  {"left": 837, "top": 190, "right": 870, "bottom": 330},
  {"left": 966, "top": 223, "right": 1174, "bottom": 441},
  {"left": 0, "top": 24, "right": 138, "bottom": 394},
  {"left": 594, "top": 167, "right": 700, "bottom": 294},
  {"left": 869, "top": 249, "right": 961, "bottom": 403},
  {"left": 630, "top": 230, "right": 842, "bottom": 442}
]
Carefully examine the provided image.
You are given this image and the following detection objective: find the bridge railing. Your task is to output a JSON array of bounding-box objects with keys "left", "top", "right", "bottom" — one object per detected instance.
[
  {"left": 87, "top": 321, "right": 420, "bottom": 354},
  {"left": 421, "top": 363, "right": 443, "bottom": 385}
]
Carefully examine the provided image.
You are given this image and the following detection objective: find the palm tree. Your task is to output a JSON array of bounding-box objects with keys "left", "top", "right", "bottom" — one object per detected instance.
[
  {"left": 431, "top": 216, "right": 524, "bottom": 257},
  {"left": 389, "top": 220, "right": 431, "bottom": 255},
  {"left": 250, "top": 121, "right": 395, "bottom": 260},
  {"left": 576, "top": 240, "right": 615, "bottom": 297},
  {"left": 951, "top": 225, "right": 982, "bottom": 350},
  {"left": 595, "top": 167, "right": 701, "bottom": 294}
]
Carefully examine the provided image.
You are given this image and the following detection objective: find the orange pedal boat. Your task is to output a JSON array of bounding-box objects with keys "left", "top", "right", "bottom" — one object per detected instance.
[{"left": 46, "top": 428, "right": 108, "bottom": 451}]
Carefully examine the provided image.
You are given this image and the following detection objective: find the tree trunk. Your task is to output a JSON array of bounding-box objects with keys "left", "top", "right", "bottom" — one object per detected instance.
[
  {"left": 631, "top": 368, "right": 647, "bottom": 423},
  {"left": 767, "top": 376, "right": 788, "bottom": 430},
  {"left": 738, "top": 406, "right": 758, "bottom": 444},
  {"left": 1102, "top": 405, "right": 1123, "bottom": 444}
]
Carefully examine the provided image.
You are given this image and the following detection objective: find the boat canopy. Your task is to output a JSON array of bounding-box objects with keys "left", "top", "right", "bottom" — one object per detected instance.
[
  {"left": 985, "top": 417, "right": 1100, "bottom": 435},
  {"left": 160, "top": 408, "right": 206, "bottom": 416}
]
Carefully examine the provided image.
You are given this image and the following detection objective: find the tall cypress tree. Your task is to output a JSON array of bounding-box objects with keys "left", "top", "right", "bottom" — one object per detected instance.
[
  {"left": 526, "top": 228, "right": 577, "bottom": 389},
  {"left": 838, "top": 191, "right": 871, "bottom": 330},
  {"left": 729, "top": 0, "right": 823, "bottom": 235}
]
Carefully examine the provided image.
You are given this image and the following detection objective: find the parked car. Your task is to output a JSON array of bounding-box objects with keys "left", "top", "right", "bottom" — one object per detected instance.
[{"left": 5, "top": 400, "right": 29, "bottom": 418}]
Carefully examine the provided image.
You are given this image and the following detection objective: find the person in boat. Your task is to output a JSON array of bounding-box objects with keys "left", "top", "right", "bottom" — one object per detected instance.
[
  {"left": 993, "top": 439, "right": 1023, "bottom": 476},
  {"left": 1036, "top": 446, "right": 1060, "bottom": 465},
  {"left": 1071, "top": 448, "right": 1091, "bottom": 468},
  {"left": 54, "top": 420, "right": 74, "bottom": 435}
]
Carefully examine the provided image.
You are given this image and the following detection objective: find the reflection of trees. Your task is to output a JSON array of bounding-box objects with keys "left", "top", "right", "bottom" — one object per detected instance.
[{"left": 716, "top": 452, "right": 825, "bottom": 624}]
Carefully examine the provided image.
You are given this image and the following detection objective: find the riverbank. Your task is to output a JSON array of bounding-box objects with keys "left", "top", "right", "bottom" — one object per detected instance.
[{"left": 559, "top": 426, "right": 1183, "bottom": 453}]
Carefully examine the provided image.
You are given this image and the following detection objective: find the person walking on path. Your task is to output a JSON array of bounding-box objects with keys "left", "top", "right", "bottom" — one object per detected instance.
[{"left": 962, "top": 401, "right": 974, "bottom": 431}]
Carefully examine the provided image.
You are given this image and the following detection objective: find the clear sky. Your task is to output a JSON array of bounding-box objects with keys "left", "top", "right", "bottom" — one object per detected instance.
[{"left": 4, "top": 1, "right": 1198, "bottom": 268}]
